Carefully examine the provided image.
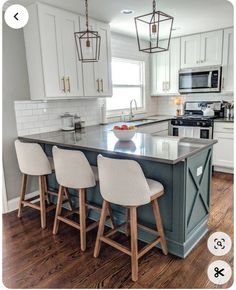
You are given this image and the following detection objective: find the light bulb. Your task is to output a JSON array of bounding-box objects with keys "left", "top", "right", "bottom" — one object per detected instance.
[{"left": 151, "top": 24, "right": 157, "bottom": 44}]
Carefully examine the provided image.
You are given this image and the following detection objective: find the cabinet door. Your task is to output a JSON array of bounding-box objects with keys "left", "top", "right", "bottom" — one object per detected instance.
[
  {"left": 168, "top": 38, "right": 180, "bottom": 93},
  {"left": 80, "top": 18, "right": 100, "bottom": 97},
  {"left": 222, "top": 28, "right": 234, "bottom": 92},
  {"left": 213, "top": 132, "right": 234, "bottom": 169},
  {"left": 95, "top": 22, "right": 112, "bottom": 96},
  {"left": 38, "top": 5, "right": 65, "bottom": 97},
  {"left": 61, "top": 12, "right": 84, "bottom": 97},
  {"left": 200, "top": 30, "right": 223, "bottom": 66},
  {"left": 181, "top": 34, "right": 201, "bottom": 68},
  {"left": 156, "top": 50, "right": 169, "bottom": 93}
]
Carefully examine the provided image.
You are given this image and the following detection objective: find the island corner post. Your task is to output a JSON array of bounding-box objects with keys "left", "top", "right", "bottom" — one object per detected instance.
[{"left": 43, "top": 143, "right": 213, "bottom": 258}]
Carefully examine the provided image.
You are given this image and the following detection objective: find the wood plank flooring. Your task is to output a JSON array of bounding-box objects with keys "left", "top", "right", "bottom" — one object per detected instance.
[{"left": 2, "top": 172, "right": 233, "bottom": 288}]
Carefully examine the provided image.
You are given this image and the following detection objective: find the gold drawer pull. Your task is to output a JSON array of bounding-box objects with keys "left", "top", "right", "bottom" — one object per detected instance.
[
  {"left": 62, "top": 77, "right": 66, "bottom": 92},
  {"left": 100, "top": 79, "right": 104, "bottom": 93},
  {"left": 97, "top": 79, "right": 100, "bottom": 93},
  {"left": 66, "top": 77, "right": 71, "bottom": 93}
]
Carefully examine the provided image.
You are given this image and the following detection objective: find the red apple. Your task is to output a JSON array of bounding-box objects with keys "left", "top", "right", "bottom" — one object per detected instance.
[
  {"left": 121, "top": 124, "right": 128, "bottom": 130},
  {"left": 113, "top": 125, "right": 121, "bottom": 130}
]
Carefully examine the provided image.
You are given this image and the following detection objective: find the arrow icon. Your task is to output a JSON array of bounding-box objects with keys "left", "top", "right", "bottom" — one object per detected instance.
[{"left": 14, "top": 12, "right": 19, "bottom": 20}]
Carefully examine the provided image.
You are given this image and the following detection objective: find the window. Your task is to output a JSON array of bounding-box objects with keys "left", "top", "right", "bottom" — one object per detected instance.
[{"left": 107, "top": 58, "right": 145, "bottom": 113}]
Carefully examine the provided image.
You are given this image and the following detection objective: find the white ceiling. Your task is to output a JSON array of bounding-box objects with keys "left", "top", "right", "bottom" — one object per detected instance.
[{"left": 3, "top": 0, "right": 234, "bottom": 38}]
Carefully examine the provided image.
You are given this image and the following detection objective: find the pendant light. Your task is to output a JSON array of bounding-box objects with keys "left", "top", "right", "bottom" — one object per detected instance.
[
  {"left": 74, "top": 0, "right": 101, "bottom": 62},
  {"left": 135, "top": 0, "right": 174, "bottom": 53}
]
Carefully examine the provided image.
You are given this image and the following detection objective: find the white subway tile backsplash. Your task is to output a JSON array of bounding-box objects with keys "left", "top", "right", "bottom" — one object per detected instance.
[{"left": 14, "top": 99, "right": 104, "bottom": 136}]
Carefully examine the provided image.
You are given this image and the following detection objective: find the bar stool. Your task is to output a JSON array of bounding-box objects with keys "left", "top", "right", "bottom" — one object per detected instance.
[
  {"left": 15, "top": 140, "right": 72, "bottom": 229},
  {"left": 94, "top": 155, "right": 168, "bottom": 282},
  {"left": 52, "top": 146, "right": 114, "bottom": 251}
]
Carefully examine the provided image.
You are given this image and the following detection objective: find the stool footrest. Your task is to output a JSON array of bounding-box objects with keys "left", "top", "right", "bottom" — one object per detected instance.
[
  {"left": 86, "top": 221, "right": 99, "bottom": 232},
  {"left": 22, "top": 201, "right": 40, "bottom": 210},
  {"left": 138, "top": 237, "right": 161, "bottom": 259},
  {"left": 105, "top": 222, "right": 126, "bottom": 238},
  {"left": 100, "top": 236, "right": 131, "bottom": 256},
  {"left": 137, "top": 223, "right": 159, "bottom": 236},
  {"left": 45, "top": 204, "right": 56, "bottom": 212},
  {"left": 57, "top": 216, "right": 80, "bottom": 230}
]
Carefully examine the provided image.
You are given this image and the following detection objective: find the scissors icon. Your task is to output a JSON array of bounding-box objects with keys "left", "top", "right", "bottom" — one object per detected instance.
[{"left": 214, "top": 267, "right": 225, "bottom": 278}]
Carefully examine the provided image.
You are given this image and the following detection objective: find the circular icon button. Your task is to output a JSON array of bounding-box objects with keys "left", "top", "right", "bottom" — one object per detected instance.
[
  {"left": 4, "top": 5, "right": 29, "bottom": 29},
  {"left": 207, "top": 260, "right": 232, "bottom": 285},
  {"left": 207, "top": 232, "right": 232, "bottom": 256}
]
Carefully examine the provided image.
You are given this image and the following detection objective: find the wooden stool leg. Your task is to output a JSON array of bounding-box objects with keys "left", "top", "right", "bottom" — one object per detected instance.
[
  {"left": 125, "top": 208, "right": 130, "bottom": 237},
  {"left": 64, "top": 188, "right": 73, "bottom": 211},
  {"left": 94, "top": 200, "right": 109, "bottom": 258},
  {"left": 43, "top": 176, "right": 51, "bottom": 205},
  {"left": 39, "top": 176, "right": 46, "bottom": 229},
  {"left": 79, "top": 189, "right": 86, "bottom": 251},
  {"left": 53, "top": 185, "right": 64, "bottom": 234},
  {"left": 152, "top": 199, "right": 168, "bottom": 255},
  {"left": 108, "top": 204, "right": 115, "bottom": 229},
  {"left": 130, "top": 207, "right": 138, "bottom": 282},
  {"left": 18, "top": 174, "right": 28, "bottom": 218}
]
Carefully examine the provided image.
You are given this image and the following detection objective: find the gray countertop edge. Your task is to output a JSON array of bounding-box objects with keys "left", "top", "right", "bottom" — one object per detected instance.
[{"left": 18, "top": 135, "right": 217, "bottom": 165}]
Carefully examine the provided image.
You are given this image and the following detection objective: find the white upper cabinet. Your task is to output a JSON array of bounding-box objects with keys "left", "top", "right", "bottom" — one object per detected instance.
[
  {"left": 181, "top": 34, "right": 201, "bottom": 68},
  {"left": 221, "top": 28, "right": 234, "bottom": 92},
  {"left": 181, "top": 30, "right": 223, "bottom": 68},
  {"left": 80, "top": 18, "right": 112, "bottom": 97},
  {"left": 24, "top": 3, "right": 112, "bottom": 100},
  {"left": 151, "top": 38, "right": 180, "bottom": 95}
]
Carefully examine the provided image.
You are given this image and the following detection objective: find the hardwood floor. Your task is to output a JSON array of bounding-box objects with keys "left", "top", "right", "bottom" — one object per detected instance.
[{"left": 2, "top": 172, "right": 233, "bottom": 288}]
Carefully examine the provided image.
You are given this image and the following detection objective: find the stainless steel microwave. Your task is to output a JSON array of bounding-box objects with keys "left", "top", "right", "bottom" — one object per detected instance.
[{"left": 178, "top": 66, "right": 222, "bottom": 94}]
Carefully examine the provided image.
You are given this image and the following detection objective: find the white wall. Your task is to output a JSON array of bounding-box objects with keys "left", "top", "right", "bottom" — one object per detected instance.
[{"left": 2, "top": 19, "right": 39, "bottom": 201}]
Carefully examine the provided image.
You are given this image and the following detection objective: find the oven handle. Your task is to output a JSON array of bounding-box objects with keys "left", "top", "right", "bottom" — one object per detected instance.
[{"left": 208, "top": 71, "right": 212, "bottom": 88}]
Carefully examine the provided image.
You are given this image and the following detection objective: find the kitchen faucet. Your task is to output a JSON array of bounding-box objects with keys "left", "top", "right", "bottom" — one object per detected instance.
[{"left": 129, "top": 99, "right": 138, "bottom": 121}]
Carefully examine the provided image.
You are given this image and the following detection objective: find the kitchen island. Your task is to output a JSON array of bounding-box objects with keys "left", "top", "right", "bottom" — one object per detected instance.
[{"left": 19, "top": 125, "right": 217, "bottom": 258}]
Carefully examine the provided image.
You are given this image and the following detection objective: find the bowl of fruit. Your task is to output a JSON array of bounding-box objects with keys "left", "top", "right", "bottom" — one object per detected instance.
[{"left": 112, "top": 124, "right": 137, "bottom": 141}]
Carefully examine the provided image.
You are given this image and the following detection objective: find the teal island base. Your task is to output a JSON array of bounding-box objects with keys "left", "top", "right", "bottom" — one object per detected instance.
[{"left": 44, "top": 144, "right": 213, "bottom": 258}]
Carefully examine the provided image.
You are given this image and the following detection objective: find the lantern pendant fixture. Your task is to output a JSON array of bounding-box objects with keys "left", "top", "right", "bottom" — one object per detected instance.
[
  {"left": 135, "top": 0, "right": 174, "bottom": 53},
  {"left": 74, "top": 0, "right": 101, "bottom": 63}
]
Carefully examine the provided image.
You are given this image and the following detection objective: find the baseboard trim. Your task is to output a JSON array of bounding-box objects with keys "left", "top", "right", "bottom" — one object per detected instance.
[
  {"left": 213, "top": 166, "right": 234, "bottom": 174},
  {"left": 6, "top": 191, "right": 39, "bottom": 213}
]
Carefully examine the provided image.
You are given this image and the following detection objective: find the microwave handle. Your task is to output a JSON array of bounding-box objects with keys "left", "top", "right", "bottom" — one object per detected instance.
[{"left": 208, "top": 71, "right": 212, "bottom": 88}]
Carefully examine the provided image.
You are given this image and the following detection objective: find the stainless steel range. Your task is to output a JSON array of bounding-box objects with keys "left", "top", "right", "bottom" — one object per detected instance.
[{"left": 170, "top": 101, "right": 225, "bottom": 139}]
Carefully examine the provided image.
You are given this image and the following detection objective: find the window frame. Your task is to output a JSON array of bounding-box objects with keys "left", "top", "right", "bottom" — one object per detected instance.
[{"left": 107, "top": 57, "right": 146, "bottom": 115}]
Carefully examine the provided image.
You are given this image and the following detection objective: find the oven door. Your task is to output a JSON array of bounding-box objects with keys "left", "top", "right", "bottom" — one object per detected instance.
[
  {"left": 179, "top": 67, "right": 221, "bottom": 94},
  {"left": 172, "top": 126, "right": 212, "bottom": 139}
]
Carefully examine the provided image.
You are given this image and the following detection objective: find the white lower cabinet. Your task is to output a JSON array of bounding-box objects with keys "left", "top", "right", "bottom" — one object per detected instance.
[
  {"left": 213, "top": 122, "right": 234, "bottom": 172},
  {"left": 137, "top": 121, "right": 169, "bottom": 135},
  {"left": 24, "top": 3, "right": 112, "bottom": 100}
]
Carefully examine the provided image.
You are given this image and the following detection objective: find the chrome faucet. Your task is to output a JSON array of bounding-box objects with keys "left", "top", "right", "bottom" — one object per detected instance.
[{"left": 129, "top": 99, "right": 138, "bottom": 121}]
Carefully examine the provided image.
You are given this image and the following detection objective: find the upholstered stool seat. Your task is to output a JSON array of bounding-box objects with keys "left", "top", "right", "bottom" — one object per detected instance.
[
  {"left": 94, "top": 155, "right": 168, "bottom": 282},
  {"left": 52, "top": 146, "right": 114, "bottom": 251},
  {"left": 15, "top": 140, "right": 72, "bottom": 229}
]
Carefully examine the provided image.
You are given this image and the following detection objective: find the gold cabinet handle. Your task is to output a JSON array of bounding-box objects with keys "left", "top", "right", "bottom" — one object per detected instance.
[
  {"left": 100, "top": 79, "right": 104, "bottom": 93},
  {"left": 96, "top": 79, "right": 100, "bottom": 93},
  {"left": 62, "top": 77, "right": 66, "bottom": 92},
  {"left": 66, "top": 77, "right": 71, "bottom": 93},
  {"left": 222, "top": 77, "right": 225, "bottom": 89}
]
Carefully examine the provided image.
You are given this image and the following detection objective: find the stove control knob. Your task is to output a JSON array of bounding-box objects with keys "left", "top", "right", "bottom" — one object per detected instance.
[
  {"left": 197, "top": 122, "right": 200, "bottom": 126},
  {"left": 202, "top": 122, "right": 206, "bottom": 126},
  {"left": 179, "top": 121, "right": 183, "bottom": 125},
  {"left": 175, "top": 120, "right": 178, "bottom": 125}
]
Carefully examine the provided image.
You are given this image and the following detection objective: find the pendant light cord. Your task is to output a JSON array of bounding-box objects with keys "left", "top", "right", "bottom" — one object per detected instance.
[
  {"left": 85, "top": 0, "right": 89, "bottom": 30},
  {"left": 153, "top": 0, "right": 156, "bottom": 13}
]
